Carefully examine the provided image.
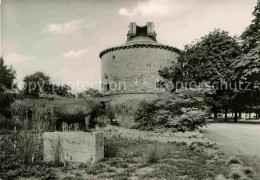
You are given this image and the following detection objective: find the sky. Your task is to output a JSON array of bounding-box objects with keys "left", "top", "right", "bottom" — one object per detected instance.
[{"left": 0, "top": 0, "right": 257, "bottom": 92}]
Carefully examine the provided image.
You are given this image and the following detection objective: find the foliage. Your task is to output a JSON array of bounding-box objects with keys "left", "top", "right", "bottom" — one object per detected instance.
[
  {"left": 0, "top": 115, "right": 20, "bottom": 131},
  {"left": 229, "top": 44, "right": 260, "bottom": 119},
  {"left": 23, "top": 71, "right": 51, "bottom": 96},
  {"left": 177, "top": 110, "right": 207, "bottom": 131},
  {"left": 241, "top": 0, "right": 260, "bottom": 52},
  {"left": 15, "top": 131, "right": 42, "bottom": 166},
  {"left": 134, "top": 85, "right": 212, "bottom": 132},
  {"left": 158, "top": 29, "right": 253, "bottom": 121},
  {"left": 51, "top": 84, "right": 72, "bottom": 97},
  {"left": 0, "top": 131, "right": 43, "bottom": 170},
  {"left": 77, "top": 88, "right": 101, "bottom": 98},
  {"left": 0, "top": 57, "right": 16, "bottom": 116},
  {"left": 0, "top": 131, "right": 56, "bottom": 180},
  {"left": 10, "top": 98, "right": 55, "bottom": 131},
  {"left": 177, "top": 29, "right": 240, "bottom": 84},
  {"left": 9, "top": 97, "right": 109, "bottom": 131},
  {"left": 23, "top": 71, "right": 72, "bottom": 97},
  {"left": 232, "top": 45, "right": 260, "bottom": 84},
  {"left": 0, "top": 57, "right": 16, "bottom": 90},
  {"left": 106, "top": 99, "right": 143, "bottom": 128}
]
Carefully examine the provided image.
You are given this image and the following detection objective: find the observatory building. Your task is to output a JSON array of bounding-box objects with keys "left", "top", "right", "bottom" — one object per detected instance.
[{"left": 99, "top": 22, "right": 180, "bottom": 99}]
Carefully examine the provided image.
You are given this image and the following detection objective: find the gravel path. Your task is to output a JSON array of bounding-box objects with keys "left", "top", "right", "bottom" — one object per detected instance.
[{"left": 200, "top": 123, "right": 260, "bottom": 158}]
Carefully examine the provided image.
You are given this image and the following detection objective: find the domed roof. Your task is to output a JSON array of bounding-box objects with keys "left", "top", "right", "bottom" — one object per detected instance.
[
  {"left": 99, "top": 22, "right": 181, "bottom": 58},
  {"left": 123, "top": 36, "right": 163, "bottom": 46}
]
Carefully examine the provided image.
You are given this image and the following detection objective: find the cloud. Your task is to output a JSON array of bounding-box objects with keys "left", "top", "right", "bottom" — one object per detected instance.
[
  {"left": 118, "top": 0, "right": 183, "bottom": 17},
  {"left": 63, "top": 49, "right": 88, "bottom": 58},
  {"left": 43, "top": 19, "right": 95, "bottom": 35},
  {"left": 4, "top": 52, "right": 34, "bottom": 65}
]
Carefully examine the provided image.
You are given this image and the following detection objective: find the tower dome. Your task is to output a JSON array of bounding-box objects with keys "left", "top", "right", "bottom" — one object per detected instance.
[{"left": 100, "top": 22, "right": 180, "bottom": 97}]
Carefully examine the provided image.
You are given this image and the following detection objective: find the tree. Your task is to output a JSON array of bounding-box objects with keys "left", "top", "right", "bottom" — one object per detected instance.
[
  {"left": 0, "top": 57, "right": 16, "bottom": 116},
  {"left": 160, "top": 29, "right": 241, "bottom": 121},
  {"left": 52, "top": 84, "right": 72, "bottom": 97},
  {"left": 77, "top": 88, "right": 102, "bottom": 99},
  {"left": 230, "top": 45, "right": 260, "bottom": 121},
  {"left": 241, "top": 0, "right": 260, "bottom": 53},
  {"left": 23, "top": 72, "right": 51, "bottom": 96},
  {"left": 159, "top": 62, "right": 184, "bottom": 91},
  {"left": 23, "top": 71, "right": 73, "bottom": 98}
]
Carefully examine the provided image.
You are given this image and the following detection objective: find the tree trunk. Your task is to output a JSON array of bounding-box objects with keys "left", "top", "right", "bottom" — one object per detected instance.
[
  {"left": 239, "top": 112, "right": 242, "bottom": 119},
  {"left": 213, "top": 111, "right": 218, "bottom": 122},
  {"left": 234, "top": 111, "right": 238, "bottom": 122},
  {"left": 249, "top": 113, "right": 251, "bottom": 119},
  {"left": 225, "top": 108, "right": 228, "bottom": 121}
]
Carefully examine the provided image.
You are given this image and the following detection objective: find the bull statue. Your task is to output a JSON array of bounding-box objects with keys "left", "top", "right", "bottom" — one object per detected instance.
[{"left": 53, "top": 98, "right": 111, "bottom": 132}]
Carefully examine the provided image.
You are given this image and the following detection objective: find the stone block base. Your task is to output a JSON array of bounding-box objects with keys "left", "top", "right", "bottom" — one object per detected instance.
[{"left": 43, "top": 131, "right": 104, "bottom": 163}]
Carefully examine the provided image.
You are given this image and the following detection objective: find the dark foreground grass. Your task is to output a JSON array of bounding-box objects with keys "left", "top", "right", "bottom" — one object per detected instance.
[
  {"left": 100, "top": 142, "right": 229, "bottom": 180},
  {"left": 237, "top": 155, "right": 260, "bottom": 178},
  {"left": 1, "top": 133, "right": 230, "bottom": 180}
]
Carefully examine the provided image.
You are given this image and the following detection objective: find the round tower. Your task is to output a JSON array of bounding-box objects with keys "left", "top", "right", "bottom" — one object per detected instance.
[{"left": 99, "top": 22, "right": 180, "bottom": 99}]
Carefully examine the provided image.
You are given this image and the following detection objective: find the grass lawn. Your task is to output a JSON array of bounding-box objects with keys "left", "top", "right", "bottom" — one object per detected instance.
[
  {"left": 2, "top": 129, "right": 259, "bottom": 180},
  {"left": 0, "top": 132, "right": 230, "bottom": 180}
]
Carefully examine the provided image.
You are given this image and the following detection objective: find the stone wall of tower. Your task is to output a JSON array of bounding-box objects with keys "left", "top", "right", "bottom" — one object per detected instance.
[{"left": 101, "top": 47, "right": 179, "bottom": 95}]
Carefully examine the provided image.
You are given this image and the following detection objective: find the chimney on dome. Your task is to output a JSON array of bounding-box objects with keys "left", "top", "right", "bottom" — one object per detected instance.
[
  {"left": 127, "top": 22, "right": 136, "bottom": 40},
  {"left": 127, "top": 22, "right": 157, "bottom": 41}
]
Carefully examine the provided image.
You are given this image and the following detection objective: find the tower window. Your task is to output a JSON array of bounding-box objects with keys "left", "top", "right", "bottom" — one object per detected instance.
[
  {"left": 106, "top": 83, "right": 110, "bottom": 90},
  {"left": 112, "top": 55, "right": 115, "bottom": 59}
]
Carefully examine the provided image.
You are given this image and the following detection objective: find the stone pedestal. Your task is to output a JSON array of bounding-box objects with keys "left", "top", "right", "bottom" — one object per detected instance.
[{"left": 43, "top": 131, "right": 104, "bottom": 163}]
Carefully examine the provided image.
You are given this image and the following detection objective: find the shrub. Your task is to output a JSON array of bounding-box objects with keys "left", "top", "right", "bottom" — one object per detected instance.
[
  {"left": 134, "top": 86, "right": 212, "bottom": 132},
  {"left": 15, "top": 131, "right": 42, "bottom": 166},
  {"left": 0, "top": 115, "right": 20, "bottom": 131},
  {"left": 106, "top": 99, "right": 142, "bottom": 128},
  {"left": 10, "top": 98, "right": 55, "bottom": 131},
  {"left": 10, "top": 98, "right": 111, "bottom": 131},
  {"left": 0, "top": 131, "right": 43, "bottom": 167},
  {"left": 0, "top": 90, "right": 14, "bottom": 117}
]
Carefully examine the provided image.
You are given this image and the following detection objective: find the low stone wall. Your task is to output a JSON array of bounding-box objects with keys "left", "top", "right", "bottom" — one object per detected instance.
[{"left": 43, "top": 131, "right": 104, "bottom": 163}]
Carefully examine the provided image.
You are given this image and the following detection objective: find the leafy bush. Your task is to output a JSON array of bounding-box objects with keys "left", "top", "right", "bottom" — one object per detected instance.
[
  {"left": 10, "top": 98, "right": 110, "bottom": 131},
  {"left": 134, "top": 85, "right": 213, "bottom": 132},
  {"left": 10, "top": 98, "right": 55, "bottom": 131},
  {"left": 0, "top": 131, "right": 43, "bottom": 169},
  {"left": 106, "top": 99, "right": 142, "bottom": 128},
  {"left": 0, "top": 57, "right": 16, "bottom": 117},
  {"left": 0, "top": 115, "right": 20, "bottom": 131},
  {"left": 15, "top": 131, "right": 42, "bottom": 166}
]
